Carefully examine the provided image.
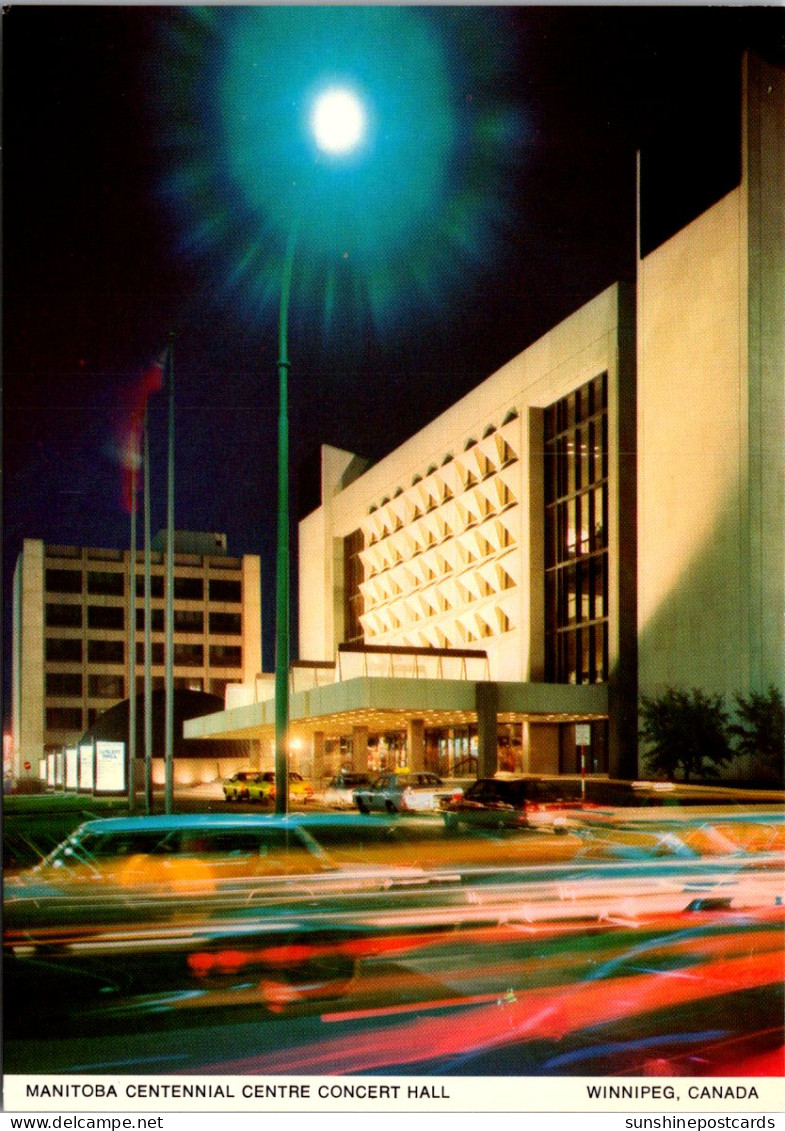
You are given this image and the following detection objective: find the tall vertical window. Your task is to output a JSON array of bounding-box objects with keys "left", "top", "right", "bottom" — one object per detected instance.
[
  {"left": 544, "top": 373, "right": 609, "bottom": 684},
  {"left": 343, "top": 529, "right": 364, "bottom": 644}
]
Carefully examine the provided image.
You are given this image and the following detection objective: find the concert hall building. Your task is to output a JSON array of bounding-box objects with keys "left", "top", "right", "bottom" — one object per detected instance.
[{"left": 187, "top": 53, "right": 783, "bottom": 784}]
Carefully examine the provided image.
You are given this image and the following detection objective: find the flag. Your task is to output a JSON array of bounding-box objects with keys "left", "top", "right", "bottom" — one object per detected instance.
[{"left": 119, "top": 348, "right": 169, "bottom": 512}]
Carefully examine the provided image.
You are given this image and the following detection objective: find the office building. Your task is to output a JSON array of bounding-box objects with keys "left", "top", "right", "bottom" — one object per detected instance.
[{"left": 11, "top": 533, "right": 261, "bottom": 778}]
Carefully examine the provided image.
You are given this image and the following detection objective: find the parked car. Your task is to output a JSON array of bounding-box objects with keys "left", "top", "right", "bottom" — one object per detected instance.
[
  {"left": 247, "top": 770, "right": 315, "bottom": 805},
  {"left": 441, "top": 775, "right": 585, "bottom": 832},
  {"left": 222, "top": 770, "right": 265, "bottom": 801},
  {"left": 322, "top": 771, "right": 374, "bottom": 809},
  {"left": 353, "top": 771, "right": 453, "bottom": 814}
]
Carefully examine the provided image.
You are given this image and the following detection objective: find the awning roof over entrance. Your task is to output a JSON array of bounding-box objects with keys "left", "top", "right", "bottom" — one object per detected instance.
[{"left": 183, "top": 677, "right": 608, "bottom": 743}]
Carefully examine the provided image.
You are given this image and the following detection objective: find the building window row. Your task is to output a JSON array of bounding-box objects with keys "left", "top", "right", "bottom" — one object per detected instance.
[
  {"left": 45, "top": 637, "right": 244, "bottom": 670},
  {"left": 46, "top": 568, "right": 243, "bottom": 604},
  {"left": 544, "top": 373, "right": 609, "bottom": 685},
  {"left": 44, "top": 606, "right": 242, "bottom": 635}
]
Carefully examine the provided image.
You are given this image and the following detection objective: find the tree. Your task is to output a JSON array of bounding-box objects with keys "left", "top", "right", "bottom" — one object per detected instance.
[
  {"left": 729, "top": 685, "right": 785, "bottom": 781},
  {"left": 639, "top": 687, "right": 733, "bottom": 783}
]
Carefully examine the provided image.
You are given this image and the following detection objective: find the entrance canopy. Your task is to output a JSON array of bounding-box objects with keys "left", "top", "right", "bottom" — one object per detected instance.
[{"left": 183, "top": 675, "right": 608, "bottom": 744}]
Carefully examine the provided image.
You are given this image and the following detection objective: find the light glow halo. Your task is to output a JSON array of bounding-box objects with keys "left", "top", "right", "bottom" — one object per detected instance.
[
  {"left": 152, "top": 6, "right": 527, "bottom": 338},
  {"left": 311, "top": 87, "right": 366, "bottom": 155}
]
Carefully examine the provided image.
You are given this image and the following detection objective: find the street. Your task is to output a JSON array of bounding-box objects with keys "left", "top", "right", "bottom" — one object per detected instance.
[{"left": 4, "top": 804, "right": 784, "bottom": 1076}]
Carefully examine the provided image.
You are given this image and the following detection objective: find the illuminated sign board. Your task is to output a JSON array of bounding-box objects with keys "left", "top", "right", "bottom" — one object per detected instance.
[
  {"left": 65, "top": 746, "right": 79, "bottom": 789},
  {"left": 95, "top": 740, "right": 125, "bottom": 794},
  {"left": 79, "top": 744, "right": 94, "bottom": 791}
]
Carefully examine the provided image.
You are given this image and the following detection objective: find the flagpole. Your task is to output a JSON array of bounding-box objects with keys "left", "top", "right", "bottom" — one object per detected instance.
[
  {"left": 127, "top": 458, "right": 137, "bottom": 814},
  {"left": 143, "top": 406, "right": 154, "bottom": 815},
  {"left": 164, "top": 336, "right": 175, "bottom": 815}
]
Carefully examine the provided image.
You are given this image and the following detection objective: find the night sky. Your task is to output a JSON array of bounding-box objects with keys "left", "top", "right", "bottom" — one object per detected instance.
[{"left": 4, "top": 5, "right": 784, "bottom": 726}]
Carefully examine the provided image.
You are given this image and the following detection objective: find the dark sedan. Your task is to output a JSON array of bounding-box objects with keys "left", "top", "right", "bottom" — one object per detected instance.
[{"left": 441, "top": 775, "right": 584, "bottom": 832}]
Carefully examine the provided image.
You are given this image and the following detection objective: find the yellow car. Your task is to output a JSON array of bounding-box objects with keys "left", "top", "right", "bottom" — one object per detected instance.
[
  {"left": 222, "top": 770, "right": 265, "bottom": 802},
  {"left": 247, "top": 770, "right": 315, "bottom": 806}
]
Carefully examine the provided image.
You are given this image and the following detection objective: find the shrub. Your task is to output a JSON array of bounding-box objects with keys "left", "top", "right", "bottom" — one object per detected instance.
[
  {"left": 639, "top": 687, "right": 733, "bottom": 783},
  {"left": 729, "top": 685, "right": 785, "bottom": 783}
]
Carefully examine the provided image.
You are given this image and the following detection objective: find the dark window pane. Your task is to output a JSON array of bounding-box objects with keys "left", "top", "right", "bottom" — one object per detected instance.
[
  {"left": 46, "top": 707, "right": 82, "bottom": 731},
  {"left": 209, "top": 644, "right": 242, "bottom": 668},
  {"left": 174, "top": 609, "right": 204, "bottom": 633},
  {"left": 46, "top": 672, "right": 83, "bottom": 697},
  {"left": 174, "top": 576, "right": 204, "bottom": 600},
  {"left": 136, "top": 607, "right": 164, "bottom": 632},
  {"left": 135, "top": 575, "right": 164, "bottom": 598},
  {"left": 46, "top": 637, "right": 82, "bottom": 662},
  {"left": 46, "top": 603, "right": 82, "bottom": 628},
  {"left": 87, "top": 639, "right": 124, "bottom": 664},
  {"left": 136, "top": 642, "right": 165, "bottom": 665},
  {"left": 209, "top": 578, "right": 241, "bottom": 602},
  {"left": 209, "top": 611, "right": 242, "bottom": 636},
  {"left": 136, "top": 675, "right": 165, "bottom": 694},
  {"left": 174, "top": 642, "right": 204, "bottom": 667},
  {"left": 46, "top": 569, "right": 82, "bottom": 594},
  {"left": 87, "top": 605, "right": 124, "bottom": 630},
  {"left": 88, "top": 571, "right": 124, "bottom": 596},
  {"left": 88, "top": 673, "right": 125, "bottom": 699}
]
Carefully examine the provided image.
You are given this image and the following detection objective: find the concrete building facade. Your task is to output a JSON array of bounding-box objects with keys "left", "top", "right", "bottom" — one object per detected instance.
[
  {"left": 11, "top": 534, "right": 262, "bottom": 779},
  {"left": 637, "top": 52, "right": 784, "bottom": 702},
  {"left": 188, "top": 53, "right": 781, "bottom": 784}
]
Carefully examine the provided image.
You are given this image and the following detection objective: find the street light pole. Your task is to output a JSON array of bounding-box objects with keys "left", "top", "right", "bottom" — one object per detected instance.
[
  {"left": 274, "top": 221, "right": 299, "bottom": 816},
  {"left": 164, "top": 337, "right": 175, "bottom": 815},
  {"left": 127, "top": 459, "right": 137, "bottom": 814},
  {"left": 143, "top": 407, "right": 154, "bottom": 815},
  {"left": 272, "top": 88, "right": 365, "bottom": 815}
]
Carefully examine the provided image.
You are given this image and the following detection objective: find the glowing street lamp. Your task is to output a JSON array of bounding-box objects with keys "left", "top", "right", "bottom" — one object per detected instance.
[
  {"left": 310, "top": 88, "right": 366, "bottom": 155},
  {"left": 274, "top": 85, "right": 367, "bottom": 814}
]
